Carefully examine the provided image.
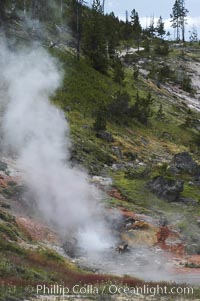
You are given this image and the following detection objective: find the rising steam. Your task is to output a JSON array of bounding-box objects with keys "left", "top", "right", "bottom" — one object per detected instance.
[{"left": 0, "top": 39, "right": 113, "bottom": 253}]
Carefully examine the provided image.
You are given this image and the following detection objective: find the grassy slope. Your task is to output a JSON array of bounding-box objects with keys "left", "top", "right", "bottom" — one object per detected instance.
[{"left": 51, "top": 45, "right": 200, "bottom": 253}]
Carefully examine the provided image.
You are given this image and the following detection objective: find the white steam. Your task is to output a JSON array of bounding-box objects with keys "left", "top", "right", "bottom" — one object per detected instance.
[{"left": 0, "top": 39, "right": 112, "bottom": 252}]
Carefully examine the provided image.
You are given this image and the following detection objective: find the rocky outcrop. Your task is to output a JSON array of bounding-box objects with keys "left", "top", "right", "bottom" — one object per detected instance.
[
  {"left": 147, "top": 176, "right": 184, "bottom": 202},
  {"left": 96, "top": 131, "right": 114, "bottom": 142},
  {"left": 169, "top": 152, "right": 199, "bottom": 175}
]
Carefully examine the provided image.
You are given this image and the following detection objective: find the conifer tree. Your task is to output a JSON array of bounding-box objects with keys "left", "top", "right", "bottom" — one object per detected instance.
[
  {"left": 130, "top": 9, "right": 142, "bottom": 51},
  {"left": 170, "top": 0, "right": 188, "bottom": 41},
  {"left": 179, "top": 0, "right": 188, "bottom": 42},
  {"left": 82, "top": 0, "right": 108, "bottom": 73},
  {"left": 170, "top": 0, "right": 181, "bottom": 41},
  {"left": 156, "top": 16, "right": 165, "bottom": 38},
  {"left": 189, "top": 26, "right": 198, "bottom": 43}
]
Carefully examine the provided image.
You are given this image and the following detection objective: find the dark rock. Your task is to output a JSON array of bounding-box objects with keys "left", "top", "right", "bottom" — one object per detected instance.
[
  {"left": 147, "top": 176, "right": 184, "bottom": 202},
  {"left": 169, "top": 152, "right": 199, "bottom": 175},
  {"left": 125, "top": 217, "right": 136, "bottom": 224},
  {"left": 63, "top": 238, "right": 81, "bottom": 258},
  {"left": 96, "top": 131, "right": 114, "bottom": 143},
  {"left": 179, "top": 197, "right": 198, "bottom": 205},
  {"left": 116, "top": 242, "right": 129, "bottom": 254}
]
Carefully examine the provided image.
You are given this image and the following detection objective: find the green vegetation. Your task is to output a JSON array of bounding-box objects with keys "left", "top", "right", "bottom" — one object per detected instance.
[{"left": 1, "top": 1, "right": 200, "bottom": 299}]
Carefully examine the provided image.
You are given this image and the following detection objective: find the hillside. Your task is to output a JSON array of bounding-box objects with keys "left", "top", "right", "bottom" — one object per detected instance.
[{"left": 0, "top": 2, "right": 200, "bottom": 301}]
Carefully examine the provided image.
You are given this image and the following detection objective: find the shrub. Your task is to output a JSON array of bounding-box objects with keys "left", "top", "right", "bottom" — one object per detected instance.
[
  {"left": 181, "top": 76, "right": 193, "bottom": 93},
  {"left": 93, "top": 107, "right": 107, "bottom": 132},
  {"left": 108, "top": 91, "right": 131, "bottom": 124},
  {"left": 112, "top": 58, "right": 124, "bottom": 85},
  {"left": 131, "top": 92, "right": 154, "bottom": 125},
  {"left": 154, "top": 41, "right": 169, "bottom": 56}
]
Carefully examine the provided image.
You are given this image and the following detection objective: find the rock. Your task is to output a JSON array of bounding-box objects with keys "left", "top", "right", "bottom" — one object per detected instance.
[
  {"left": 147, "top": 176, "right": 184, "bottom": 202},
  {"left": 179, "top": 197, "right": 198, "bottom": 205},
  {"left": 111, "top": 163, "right": 125, "bottom": 171},
  {"left": 63, "top": 238, "right": 81, "bottom": 258},
  {"left": 96, "top": 131, "right": 114, "bottom": 142},
  {"left": 111, "top": 146, "right": 122, "bottom": 159},
  {"left": 116, "top": 242, "right": 129, "bottom": 254},
  {"left": 169, "top": 152, "right": 199, "bottom": 175},
  {"left": 188, "top": 181, "right": 194, "bottom": 186},
  {"left": 138, "top": 161, "right": 146, "bottom": 166},
  {"left": 91, "top": 176, "right": 112, "bottom": 187}
]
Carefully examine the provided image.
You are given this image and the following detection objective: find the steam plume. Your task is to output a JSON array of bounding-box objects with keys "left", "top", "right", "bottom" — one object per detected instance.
[{"left": 0, "top": 39, "right": 112, "bottom": 252}]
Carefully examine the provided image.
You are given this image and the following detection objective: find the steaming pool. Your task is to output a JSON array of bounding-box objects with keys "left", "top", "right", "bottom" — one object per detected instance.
[{"left": 73, "top": 246, "right": 200, "bottom": 286}]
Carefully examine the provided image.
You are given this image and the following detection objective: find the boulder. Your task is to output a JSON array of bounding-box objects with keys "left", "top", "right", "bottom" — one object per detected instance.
[
  {"left": 147, "top": 176, "right": 184, "bottom": 202},
  {"left": 169, "top": 152, "right": 199, "bottom": 175},
  {"left": 96, "top": 131, "right": 114, "bottom": 143},
  {"left": 63, "top": 238, "right": 80, "bottom": 258}
]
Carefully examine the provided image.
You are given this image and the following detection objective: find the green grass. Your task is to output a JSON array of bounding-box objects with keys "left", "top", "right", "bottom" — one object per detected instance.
[
  {"left": 0, "top": 223, "right": 19, "bottom": 241},
  {"left": 181, "top": 182, "right": 200, "bottom": 202},
  {"left": 51, "top": 50, "right": 118, "bottom": 114}
]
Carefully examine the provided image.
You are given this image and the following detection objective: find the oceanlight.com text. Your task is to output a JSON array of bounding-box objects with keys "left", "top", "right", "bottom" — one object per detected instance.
[{"left": 32, "top": 283, "right": 194, "bottom": 297}]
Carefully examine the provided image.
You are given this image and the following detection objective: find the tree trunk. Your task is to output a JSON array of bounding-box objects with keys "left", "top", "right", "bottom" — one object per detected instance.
[{"left": 182, "top": 18, "right": 185, "bottom": 42}]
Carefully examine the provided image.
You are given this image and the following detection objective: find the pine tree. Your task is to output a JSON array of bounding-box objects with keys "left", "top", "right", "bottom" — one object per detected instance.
[
  {"left": 113, "top": 57, "right": 124, "bottom": 85},
  {"left": 130, "top": 9, "right": 142, "bottom": 52},
  {"left": 179, "top": 0, "right": 188, "bottom": 42},
  {"left": 170, "top": 0, "right": 188, "bottom": 42},
  {"left": 82, "top": 0, "right": 108, "bottom": 73},
  {"left": 170, "top": 0, "right": 181, "bottom": 41},
  {"left": 156, "top": 16, "right": 165, "bottom": 38},
  {"left": 124, "top": 10, "right": 131, "bottom": 51},
  {"left": 104, "top": 12, "right": 120, "bottom": 58},
  {"left": 189, "top": 26, "right": 198, "bottom": 43}
]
